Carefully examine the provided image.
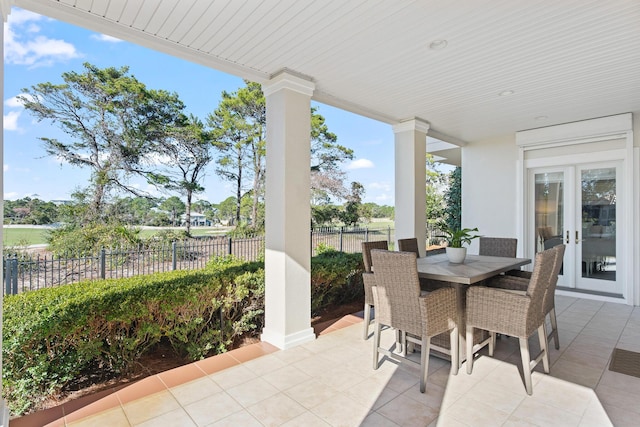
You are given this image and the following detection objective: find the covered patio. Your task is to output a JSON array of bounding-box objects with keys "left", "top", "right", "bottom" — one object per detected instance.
[{"left": 2, "top": 1, "right": 640, "bottom": 425}]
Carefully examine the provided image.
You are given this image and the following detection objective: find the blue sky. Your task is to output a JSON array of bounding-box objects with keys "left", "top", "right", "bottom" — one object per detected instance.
[{"left": 3, "top": 8, "right": 397, "bottom": 206}]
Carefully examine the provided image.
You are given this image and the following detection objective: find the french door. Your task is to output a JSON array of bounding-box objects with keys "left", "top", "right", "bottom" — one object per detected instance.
[{"left": 528, "top": 161, "right": 623, "bottom": 296}]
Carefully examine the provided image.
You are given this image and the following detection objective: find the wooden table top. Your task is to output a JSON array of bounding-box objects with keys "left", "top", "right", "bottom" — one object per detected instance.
[{"left": 416, "top": 253, "right": 531, "bottom": 285}]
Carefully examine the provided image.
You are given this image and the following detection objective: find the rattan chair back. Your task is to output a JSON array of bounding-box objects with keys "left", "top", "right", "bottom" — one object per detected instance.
[
  {"left": 479, "top": 237, "right": 517, "bottom": 258},
  {"left": 361, "top": 240, "right": 389, "bottom": 273},
  {"left": 397, "top": 238, "right": 420, "bottom": 257}
]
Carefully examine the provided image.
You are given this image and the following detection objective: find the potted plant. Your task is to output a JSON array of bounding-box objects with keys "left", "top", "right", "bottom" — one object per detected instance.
[{"left": 436, "top": 222, "right": 481, "bottom": 263}]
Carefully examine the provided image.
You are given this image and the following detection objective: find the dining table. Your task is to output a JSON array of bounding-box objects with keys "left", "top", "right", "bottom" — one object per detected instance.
[{"left": 416, "top": 253, "right": 531, "bottom": 363}]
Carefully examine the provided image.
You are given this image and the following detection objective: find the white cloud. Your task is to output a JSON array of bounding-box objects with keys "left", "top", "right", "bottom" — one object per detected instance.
[
  {"left": 375, "top": 193, "right": 392, "bottom": 203},
  {"left": 3, "top": 110, "right": 21, "bottom": 131},
  {"left": 347, "top": 158, "right": 374, "bottom": 170},
  {"left": 369, "top": 181, "right": 391, "bottom": 192},
  {"left": 4, "top": 191, "right": 20, "bottom": 200},
  {"left": 91, "top": 34, "right": 122, "bottom": 43},
  {"left": 4, "top": 164, "right": 9, "bottom": 172},
  {"left": 5, "top": 8, "right": 80, "bottom": 68},
  {"left": 5, "top": 94, "right": 28, "bottom": 108}
]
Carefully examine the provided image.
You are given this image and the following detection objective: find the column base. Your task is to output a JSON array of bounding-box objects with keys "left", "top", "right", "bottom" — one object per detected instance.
[{"left": 261, "top": 327, "right": 316, "bottom": 350}]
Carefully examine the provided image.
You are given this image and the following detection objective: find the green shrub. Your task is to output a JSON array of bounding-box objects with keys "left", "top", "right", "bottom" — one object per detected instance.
[
  {"left": 47, "top": 222, "right": 142, "bottom": 256},
  {"left": 2, "top": 256, "right": 263, "bottom": 415},
  {"left": 2, "top": 252, "right": 363, "bottom": 415},
  {"left": 310, "top": 250, "right": 363, "bottom": 314}
]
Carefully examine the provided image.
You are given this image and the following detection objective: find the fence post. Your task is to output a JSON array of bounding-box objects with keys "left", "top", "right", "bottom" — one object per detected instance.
[
  {"left": 339, "top": 227, "right": 344, "bottom": 252},
  {"left": 11, "top": 258, "right": 18, "bottom": 294},
  {"left": 365, "top": 227, "right": 369, "bottom": 242},
  {"left": 172, "top": 241, "right": 177, "bottom": 270},
  {"left": 387, "top": 226, "right": 391, "bottom": 245},
  {"left": 228, "top": 237, "right": 233, "bottom": 256},
  {"left": 4, "top": 257, "right": 11, "bottom": 295},
  {"left": 100, "top": 248, "right": 106, "bottom": 280}
]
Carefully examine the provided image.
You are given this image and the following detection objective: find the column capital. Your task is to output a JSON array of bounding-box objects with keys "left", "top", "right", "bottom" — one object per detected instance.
[
  {"left": 263, "top": 69, "right": 315, "bottom": 97},
  {"left": 392, "top": 118, "right": 430, "bottom": 134}
]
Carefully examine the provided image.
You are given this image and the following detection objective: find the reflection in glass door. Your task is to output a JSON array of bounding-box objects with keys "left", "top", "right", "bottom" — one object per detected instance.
[
  {"left": 579, "top": 167, "right": 617, "bottom": 284},
  {"left": 533, "top": 172, "right": 565, "bottom": 279}
]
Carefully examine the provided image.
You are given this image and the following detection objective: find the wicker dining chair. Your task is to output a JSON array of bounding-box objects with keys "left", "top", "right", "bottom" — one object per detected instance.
[
  {"left": 478, "top": 237, "right": 517, "bottom": 258},
  {"left": 398, "top": 237, "right": 451, "bottom": 292},
  {"left": 465, "top": 246, "right": 557, "bottom": 395},
  {"left": 369, "top": 249, "right": 459, "bottom": 393},
  {"left": 487, "top": 245, "right": 566, "bottom": 350},
  {"left": 361, "top": 240, "right": 389, "bottom": 339},
  {"left": 397, "top": 237, "right": 420, "bottom": 256}
]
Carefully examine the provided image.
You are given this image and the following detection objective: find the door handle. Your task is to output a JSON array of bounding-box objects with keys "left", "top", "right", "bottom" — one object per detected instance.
[
  {"left": 566, "top": 230, "right": 569, "bottom": 244},
  {"left": 575, "top": 231, "right": 583, "bottom": 244}
]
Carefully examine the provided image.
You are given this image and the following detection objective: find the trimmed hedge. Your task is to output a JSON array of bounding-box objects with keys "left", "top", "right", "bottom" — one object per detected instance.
[{"left": 3, "top": 251, "right": 363, "bottom": 415}]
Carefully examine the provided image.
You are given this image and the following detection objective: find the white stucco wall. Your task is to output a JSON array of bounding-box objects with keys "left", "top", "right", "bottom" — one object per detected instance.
[{"left": 461, "top": 134, "right": 520, "bottom": 254}]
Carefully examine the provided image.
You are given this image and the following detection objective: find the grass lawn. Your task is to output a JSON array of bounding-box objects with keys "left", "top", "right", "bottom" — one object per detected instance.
[{"left": 2, "top": 227, "right": 51, "bottom": 246}]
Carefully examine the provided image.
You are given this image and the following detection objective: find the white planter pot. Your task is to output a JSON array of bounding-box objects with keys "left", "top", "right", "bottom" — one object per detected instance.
[{"left": 446, "top": 247, "right": 467, "bottom": 263}]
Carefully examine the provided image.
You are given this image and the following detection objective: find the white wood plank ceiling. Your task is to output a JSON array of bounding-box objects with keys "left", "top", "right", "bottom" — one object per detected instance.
[{"left": 12, "top": 0, "right": 640, "bottom": 144}]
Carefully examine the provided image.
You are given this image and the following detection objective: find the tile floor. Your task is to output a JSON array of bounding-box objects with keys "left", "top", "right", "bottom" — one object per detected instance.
[{"left": 12, "top": 295, "right": 640, "bottom": 427}]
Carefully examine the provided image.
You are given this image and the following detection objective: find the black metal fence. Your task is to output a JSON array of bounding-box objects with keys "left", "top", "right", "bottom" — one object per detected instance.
[{"left": 3, "top": 225, "right": 442, "bottom": 295}]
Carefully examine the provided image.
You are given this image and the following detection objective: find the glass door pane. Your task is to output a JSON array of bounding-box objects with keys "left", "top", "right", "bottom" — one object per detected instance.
[
  {"left": 534, "top": 172, "right": 565, "bottom": 260},
  {"left": 580, "top": 167, "right": 616, "bottom": 282}
]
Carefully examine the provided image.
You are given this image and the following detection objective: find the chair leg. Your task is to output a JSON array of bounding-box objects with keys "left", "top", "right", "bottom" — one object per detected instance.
[
  {"left": 519, "top": 337, "right": 533, "bottom": 395},
  {"left": 489, "top": 332, "right": 496, "bottom": 357},
  {"left": 373, "top": 322, "right": 381, "bottom": 370},
  {"left": 450, "top": 326, "right": 459, "bottom": 375},
  {"left": 548, "top": 308, "right": 560, "bottom": 350},
  {"left": 538, "top": 324, "right": 550, "bottom": 374},
  {"left": 420, "top": 336, "right": 430, "bottom": 393},
  {"left": 363, "top": 303, "right": 371, "bottom": 340},
  {"left": 466, "top": 326, "right": 474, "bottom": 374}
]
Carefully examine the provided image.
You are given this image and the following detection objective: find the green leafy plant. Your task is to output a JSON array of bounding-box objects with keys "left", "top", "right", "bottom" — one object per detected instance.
[{"left": 435, "top": 221, "right": 480, "bottom": 248}]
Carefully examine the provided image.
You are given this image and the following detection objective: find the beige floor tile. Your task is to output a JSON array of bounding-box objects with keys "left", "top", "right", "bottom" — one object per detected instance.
[
  {"left": 206, "top": 409, "right": 262, "bottom": 427},
  {"left": 600, "top": 404, "right": 639, "bottom": 427},
  {"left": 400, "top": 379, "right": 446, "bottom": 410},
  {"left": 375, "top": 394, "right": 439, "bottom": 427},
  {"left": 510, "top": 398, "right": 582, "bottom": 426},
  {"left": 134, "top": 407, "right": 196, "bottom": 427},
  {"left": 280, "top": 410, "right": 332, "bottom": 426},
  {"left": 246, "top": 392, "right": 307, "bottom": 426},
  {"left": 169, "top": 377, "right": 223, "bottom": 406},
  {"left": 242, "top": 353, "right": 287, "bottom": 376},
  {"left": 342, "top": 375, "right": 399, "bottom": 410},
  {"left": 311, "top": 394, "right": 371, "bottom": 427},
  {"left": 121, "top": 390, "right": 181, "bottom": 426},
  {"left": 225, "top": 376, "right": 280, "bottom": 407},
  {"left": 67, "top": 406, "right": 131, "bottom": 427},
  {"left": 284, "top": 378, "right": 341, "bottom": 410},
  {"left": 261, "top": 364, "right": 312, "bottom": 391},
  {"left": 598, "top": 369, "right": 640, "bottom": 395},
  {"left": 440, "top": 394, "right": 510, "bottom": 427},
  {"left": 578, "top": 396, "right": 613, "bottom": 427},
  {"left": 549, "top": 359, "right": 603, "bottom": 389},
  {"left": 466, "top": 375, "right": 527, "bottom": 414},
  {"left": 271, "top": 344, "right": 315, "bottom": 365},
  {"left": 183, "top": 392, "right": 243, "bottom": 425},
  {"left": 209, "top": 364, "right": 257, "bottom": 389},
  {"left": 360, "top": 411, "right": 401, "bottom": 427},
  {"left": 596, "top": 383, "right": 640, "bottom": 414},
  {"left": 531, "top": 375, "right": 594, "bottom": 416}
]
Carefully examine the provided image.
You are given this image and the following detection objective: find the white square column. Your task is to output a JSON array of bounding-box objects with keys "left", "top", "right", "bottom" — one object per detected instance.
[
  {"left": 393, "top": 119, "right": 429, "bottom": 256},
  {"left": 260, "top": 71, "right": 316, "bottom": 349}
]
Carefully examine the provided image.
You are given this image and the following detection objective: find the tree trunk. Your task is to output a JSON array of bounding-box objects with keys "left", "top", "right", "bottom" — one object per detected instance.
[{"left": 185, "top": 192, "right": 192, "bottom": 235}]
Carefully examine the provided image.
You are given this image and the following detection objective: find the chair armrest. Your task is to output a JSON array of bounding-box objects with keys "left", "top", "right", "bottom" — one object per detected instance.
[
  {"left": 362, "top": 272, "right": 375, "bottom": 305},
  {"left": 466, "top": 286, "right": 531, "bottom": 336}
]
